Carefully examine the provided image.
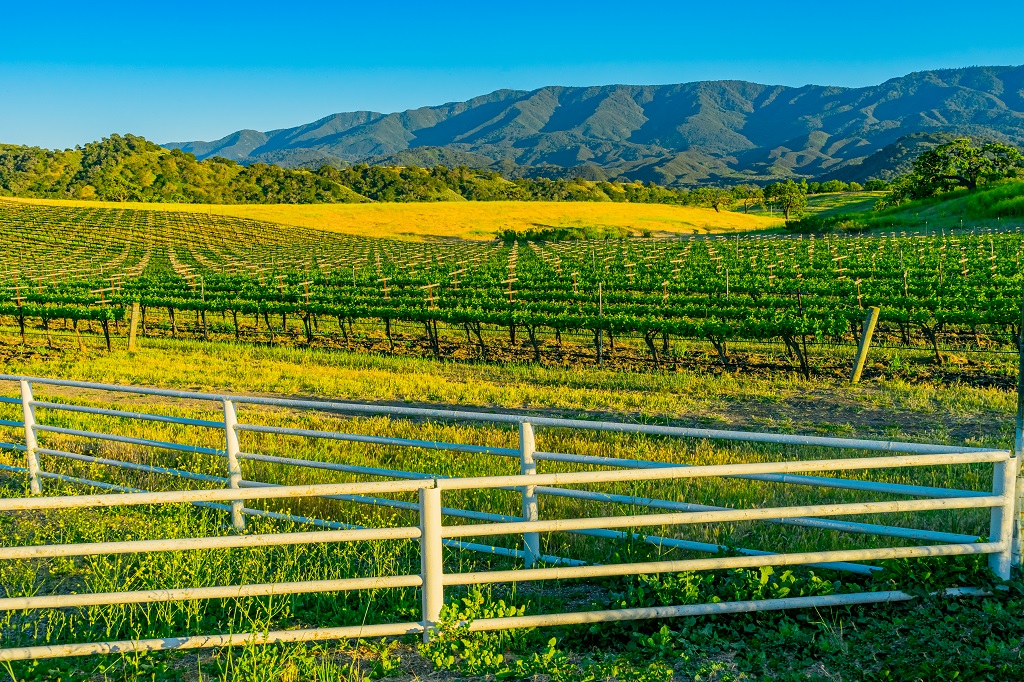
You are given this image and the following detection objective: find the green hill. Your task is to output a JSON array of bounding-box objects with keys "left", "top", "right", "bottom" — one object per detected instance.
[
  {"left": 785, "top": 180, "right": 1024, "bottom": 233},
  {"left": 0, "top": 134, "right": 700, "bottom": 206},
  {"left": 0, "top": 134, "right": 368, "bottom": 204}
]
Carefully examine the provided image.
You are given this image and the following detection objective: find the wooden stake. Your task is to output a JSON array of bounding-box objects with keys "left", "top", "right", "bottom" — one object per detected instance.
[
  {"left": 127, "top": 302, "right": 140, "bottom": 351},
  {"left": 850, "top": 306, "right": 880, "bottom": 384}
]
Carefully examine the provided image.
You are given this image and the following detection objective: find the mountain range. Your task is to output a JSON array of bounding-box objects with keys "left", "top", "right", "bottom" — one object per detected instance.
[{"left": 167, "top": 65, "right": 1024, "bottom": 186}]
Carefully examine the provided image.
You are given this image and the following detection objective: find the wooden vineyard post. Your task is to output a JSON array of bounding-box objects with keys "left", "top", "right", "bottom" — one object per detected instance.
[
  {"left": 14, "top": 284, "right": 26, "bottom": 345},
  {"left": 850, "top": 306, "right": 880, "bottom": 384},
  {"left": 127, "top": 302, "right": 140, "bottom": 351},
  {"left": 101, "top": 318, "right": 112, "bottom": 352}
]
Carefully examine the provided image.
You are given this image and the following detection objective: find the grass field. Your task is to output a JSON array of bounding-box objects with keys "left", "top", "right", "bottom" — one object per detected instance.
[
  {"left": 783, "top": 181, "right": 1024, "bottom": 234},
  {"left": 870, "top": 180, "right": 1024, "bottom": 232},
  {"left": 2, "top": 196, "right": 782, "bottom": 240},
  {"left": 745, "top": 191, "right": 885, "bottom": 220},
  {"left": 0, "top": 334, "right": 1022, "bottom": 681}
]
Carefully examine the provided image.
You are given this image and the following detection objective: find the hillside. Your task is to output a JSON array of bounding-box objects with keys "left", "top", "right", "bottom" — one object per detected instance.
[
  {"left": 167, "top": 65, "right": 1024, "bottom": 185},
  {"left": 0, "top": 135, "right": 367, "bottom": 204},
  {"left": 784, "top": 179, "right": 1024, "bottom": 233},
  {"left": 0, "top": 135, "right": 698, "bottom": 205}
]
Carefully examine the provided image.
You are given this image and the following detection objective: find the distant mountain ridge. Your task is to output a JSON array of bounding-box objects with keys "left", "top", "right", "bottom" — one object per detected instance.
[{"left": 167, "top": 66, "right": 1024, "bottom": 185}]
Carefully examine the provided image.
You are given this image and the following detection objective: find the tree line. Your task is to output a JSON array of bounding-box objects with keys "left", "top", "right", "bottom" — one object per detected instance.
[{"left": 0, "top": 134, "right": 883, "bottom": 209}]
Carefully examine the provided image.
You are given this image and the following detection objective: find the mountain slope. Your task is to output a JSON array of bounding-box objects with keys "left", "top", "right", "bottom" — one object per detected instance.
[{"left": 166, "top": 66, "right": 1024, "bottom": 185}]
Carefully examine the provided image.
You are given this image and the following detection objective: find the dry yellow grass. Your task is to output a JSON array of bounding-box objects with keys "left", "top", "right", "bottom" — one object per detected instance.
[{"left": 6, "top": 197, "right": 781, "bottom": 240}]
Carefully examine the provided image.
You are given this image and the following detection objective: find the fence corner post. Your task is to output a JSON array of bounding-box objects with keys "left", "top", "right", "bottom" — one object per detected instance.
[
  {"left": 519, "top": 422, "right": 540, "bottom": 568},
  {"left": 1012, "top": 453, "right": 1022, "bottom": 569},
  {"left": 222, "top": 399, "right": 245, "bottom": 532},
  {"left": 989, "top": 456, "right": 1017, "bottom": 580},
  {"left": 1012, "top": 312, "right": 1024, "bottom": 568},
  {"left": 419, "top": 485, "right": 444, "bottom": 642},
  {"left": 19, "top": 380, "right": 40, "bottom": 495},
  {"left": 127, "top": 302, "right": 141, "bottom": 351},
  {"left": 850, "top": 306, "right": 880, "bottom": 384}
]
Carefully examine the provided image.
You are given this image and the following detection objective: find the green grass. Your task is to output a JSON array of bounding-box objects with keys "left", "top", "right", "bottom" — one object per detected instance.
[
  {"left": 746, "top": 191, "right": 885, "bottom": 221},
  {"left": 795, "top": 180, "right": 1024, "bottom": 234},
  {"left": 0, "top": 335, "right": 1021, "bottom": 680},
  {"left": 869, "top": 181, "right": 1024, "bottom": 233}
]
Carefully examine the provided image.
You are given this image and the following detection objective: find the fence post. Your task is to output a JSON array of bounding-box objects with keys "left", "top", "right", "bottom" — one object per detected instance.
[
  {"left": 19, "top": 380, "right": 40, "bottom": 495},
  {"left": 1012, "top": 306, "right": 1024, "bottom": 567},
  {"left": 1012, "top": 454, "right": 1022, "bottom": 568},
  {"left": 850, "top": 306, "right": 880, "bottom": 384},
  {"left": 419, "top": 485, "right": 444, "bottom": 642},
  {"left": 989, "top": 457, "right": 1017, "bottom": 580},
  {"left": 222, "top": 400, "right": 246, "bottom": 532},
  {"left": 520, "top": 422, "right": 540, "bottom": 568},
  {"left": 127, "top": 302, "right": 141, "bottom": 351}
]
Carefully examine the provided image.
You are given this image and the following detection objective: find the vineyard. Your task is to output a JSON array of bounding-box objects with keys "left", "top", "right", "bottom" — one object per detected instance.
[{"left": 2, "top": 198, "right": 1023, "bottom": 377}]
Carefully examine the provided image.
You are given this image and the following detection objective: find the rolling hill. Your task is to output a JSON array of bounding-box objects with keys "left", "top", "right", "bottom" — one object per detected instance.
[{"left": 167, "top": 65, "right": 1024, "bottom": 185}]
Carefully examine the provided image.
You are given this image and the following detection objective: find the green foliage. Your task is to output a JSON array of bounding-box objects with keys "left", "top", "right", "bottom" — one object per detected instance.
[
  {"left": 363, "top": 640, "right": 401, "bottom": 679},
  {"left": 964, "top": 179, "right": 1024, "bottom": 219},
  {"left": 417, "top": 587, "right": 571, "bottom": 679},
  {"left": 0, "top": 137, "right": 704, "bottom": 207},
  {"left": 0, "top": 135, "right": 365, "bottom": 204},
  {"left": 731, "top": 184, "right": 764, "bottom": 213},
  {"left": 497, "top": 225, "right": 633, "bottom": 242},
  {"left": 764, "top": 180, "right": 808, "bottom": 219},
  {"left": 806, "top": 180, "right": 858, "bottom": 194},
  {"left": 783, "top": 213, "right": 871, "bottom": 233},
  {"left": 690, "top": 187, "right": 735, "bottom": 212},
  {"left": 877, "top": 138, "right": 1024, "bottom": 208},
  {"left": 789, "top": 175, "right": 1024, "bottom": 234},
  {"left": 209, "top": 642, "right": 355, "bottom": 682}
]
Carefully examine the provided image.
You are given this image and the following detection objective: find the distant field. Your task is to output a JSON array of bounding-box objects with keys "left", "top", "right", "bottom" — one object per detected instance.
[
  {"left": 809, "top": 191, "right": 886, "bottom": 215},
  {"left": 4, "top": 197, "right": 781, "bottom": 240},
  {"left": 746, "top": 191, "right": 885, "bottom": 219}
]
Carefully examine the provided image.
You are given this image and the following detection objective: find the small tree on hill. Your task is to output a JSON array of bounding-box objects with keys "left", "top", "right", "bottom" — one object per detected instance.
[
  {"left": 691, "top": 187, "right": 735, "bottom": 212},
  {"left": 765, "top": 180, "right": 807, "bottom": 220},
  {"left": 732, "top": 185, "right": 764, "bottom": 213}
]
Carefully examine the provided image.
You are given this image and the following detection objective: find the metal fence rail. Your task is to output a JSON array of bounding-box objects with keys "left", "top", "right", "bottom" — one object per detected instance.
[{"left": 0, "top": 373, "right": 1020, "bottom": 662}]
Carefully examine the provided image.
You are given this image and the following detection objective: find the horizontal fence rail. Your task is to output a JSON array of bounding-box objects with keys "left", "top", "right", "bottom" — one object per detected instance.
[{"left": 0, "top": 373, "right": 1020, "bottom": 662}]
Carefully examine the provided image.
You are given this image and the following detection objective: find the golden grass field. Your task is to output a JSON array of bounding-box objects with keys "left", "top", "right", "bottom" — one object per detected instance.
[{"left": 6, "top": 197, "right": 782, "bottom": 240}]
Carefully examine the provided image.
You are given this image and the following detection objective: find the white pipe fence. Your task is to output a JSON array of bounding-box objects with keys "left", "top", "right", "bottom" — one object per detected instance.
[{"left": 0, "top": 373, "right": 1019, "bottom": 662}]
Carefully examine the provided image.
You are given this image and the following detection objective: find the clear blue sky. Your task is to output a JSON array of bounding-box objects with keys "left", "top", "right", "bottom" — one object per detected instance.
[{"left": 2, "top": 1, "right": 1022, "bottom": 149}]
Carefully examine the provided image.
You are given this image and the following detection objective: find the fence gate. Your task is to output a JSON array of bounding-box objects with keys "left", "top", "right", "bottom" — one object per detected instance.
[{"left": 0, "top": 374, "right": 1019, "bottom": 661}]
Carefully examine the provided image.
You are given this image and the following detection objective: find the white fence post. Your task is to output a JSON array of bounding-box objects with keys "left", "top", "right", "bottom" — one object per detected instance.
[
  {"left": 19, "top": 380, "right": 40, "bottom": 495},
  {"left": 1013, "top": 456, "right": 1023, "bottom": 568},
  {"left": 520, "top": 422, "right": 540, "bottom": 567},
  {"left": 222, "top": 400, "right": 245, "bottom": 532},
  {"left": 419, "top": 485, "right": 444, "bottom": 642},
  {"left": 989, "top": 457, "right": 1017, "bottom": 579}
]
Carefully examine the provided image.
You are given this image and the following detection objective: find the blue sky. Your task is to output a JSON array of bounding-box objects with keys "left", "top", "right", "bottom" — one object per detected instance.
[{"left": 2, "top": 1, "right": 1022, "bottom": 149}]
